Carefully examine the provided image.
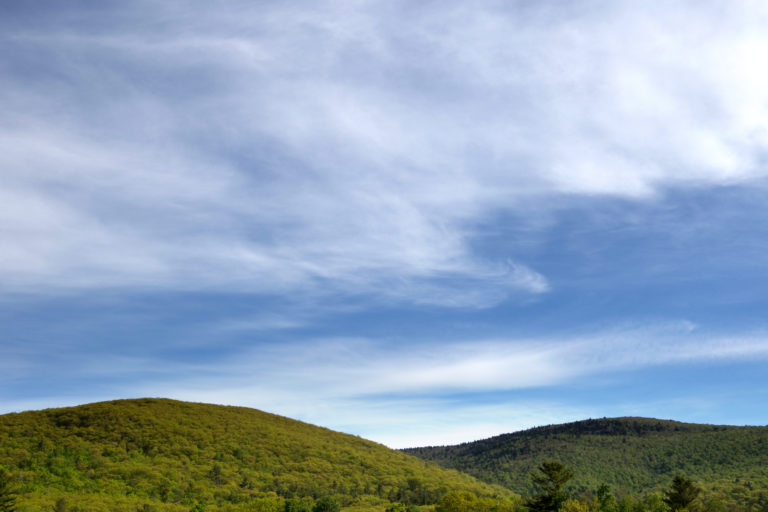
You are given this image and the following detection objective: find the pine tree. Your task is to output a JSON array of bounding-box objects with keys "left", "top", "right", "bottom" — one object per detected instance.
[
  {"left": 525, "top": 462, "right": 574, "bottom": 512},
  {"left": 663, "top": 476, "right": 701, "bottom": 511}
]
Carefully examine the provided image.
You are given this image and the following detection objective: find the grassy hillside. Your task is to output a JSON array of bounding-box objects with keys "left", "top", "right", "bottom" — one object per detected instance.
[
  {"left": 0, "top": 398, "right": 511, "bottom": 512},
  {"left": 404, "top": 417, "right": 768, "bottom": 509}
]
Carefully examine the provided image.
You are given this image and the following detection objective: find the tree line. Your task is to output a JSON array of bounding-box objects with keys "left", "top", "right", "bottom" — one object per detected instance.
[
  {"left": 0, "top": 462, "right": 756, "bottom": 512},
  {"left": 434, "top": 462, "right": 737, "bottom": 512}
]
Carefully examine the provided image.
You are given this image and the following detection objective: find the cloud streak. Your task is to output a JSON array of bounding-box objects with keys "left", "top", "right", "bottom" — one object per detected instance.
[
  {"left": 131, "top": 326, "right": 768, "bottom": 446},
  {"left": 211, "top": 324, "right": 768, "bottom": 398},
  {"left": 5, "top": 321, "right": 765, "bottom": 444}
]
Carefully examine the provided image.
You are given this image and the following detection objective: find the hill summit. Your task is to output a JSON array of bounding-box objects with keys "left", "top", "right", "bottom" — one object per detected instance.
[
  {"left": 0, "top": 398, "right": 508, "bottom": 512},
  {"left": 404, "top": 417, "right": 768, "bottom": 506}
]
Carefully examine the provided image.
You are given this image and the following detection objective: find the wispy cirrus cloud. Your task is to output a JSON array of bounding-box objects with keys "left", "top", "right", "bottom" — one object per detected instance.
[
  {"left": 5, "top": 320, "right": 766, "bottom": 446},
  {"left": 202, "top": 322, "right": 768, "bottom": 398},
  {"left": 154, "top": 324, "right": 768, "bottom": 445},
  {"left": 3, "top": 1, "right": 768, "bottom": 307}
]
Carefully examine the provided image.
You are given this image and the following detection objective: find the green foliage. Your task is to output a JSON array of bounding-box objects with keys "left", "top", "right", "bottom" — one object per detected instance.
[
  {"left": 3, "top": 402, "right": 761, "bottom": 512},
  {"left": 663, "top": 476, "right": 700, "bottom": 512},
  {"left": 0, "top": 399, "right": 510, "bottom": 512},
  {"left": 560, "top": 498, "right": 595, "bottom": 512},
  {"left": 435, "top": 491, "right": 479, "bottom": 512},
  {"left": 313, "top": 497, "right": 340, "bottom": 512},
  {"left": 525, "top": 462, "right": 574, "bottom": 512},
  {"left": 0, "top": 470, "right": 16, "bottom": 512},
  {"left": 286, "top": 498, "right": 313, "bottom": 512},
  {"left": 596, "top": 485, "right": 617, "bottom": 512},
  {"left": 53, "top": 497, "right": 69, "bottom": 512},
  {"left": 404, "top": 417, "right": 768, "bottom": 510},
  {"left": 642, "top": 493, "right": 670, "bottom": 512},
  {"left": 384, "top": 503, "right": 421, "bottom": 512},
  {"left": 434, "top": 490, "right": 519, "bottom": 512}
]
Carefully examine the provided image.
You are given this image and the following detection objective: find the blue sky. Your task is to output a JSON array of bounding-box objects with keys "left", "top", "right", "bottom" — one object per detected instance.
[{"left": 2, "top": 0, "right": 768, "bottom": 447}]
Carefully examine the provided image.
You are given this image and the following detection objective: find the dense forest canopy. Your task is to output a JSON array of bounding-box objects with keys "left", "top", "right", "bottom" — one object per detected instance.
[
  {"left": 404, "top": 418, "right": 768, "bottom": 510},
  {"left": 1, "top": 401, "right": 767, "bottom": 512},
  {"left": 0, "top": 399, "right": 508, "bottom": 512}
]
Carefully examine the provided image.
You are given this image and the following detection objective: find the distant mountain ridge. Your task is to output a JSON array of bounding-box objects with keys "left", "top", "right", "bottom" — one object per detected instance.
[
  {"left": 403, "top": 417, "right": 768, "bottom": 506},
  {"left": 0, "top": 398, "right": 510, "bottom": 511}
]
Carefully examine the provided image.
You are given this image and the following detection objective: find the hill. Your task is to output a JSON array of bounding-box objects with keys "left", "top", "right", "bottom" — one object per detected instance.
[
  {"left": 0, "top": 398, "right": 511, "bottom": 512},
  {"left": 403, "top": 417, "right": 768, "bottom": 509}
]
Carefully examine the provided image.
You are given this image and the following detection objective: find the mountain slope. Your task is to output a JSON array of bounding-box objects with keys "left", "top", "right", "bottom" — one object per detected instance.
[
  {"left": 0, "top": 398, "right": 510, "bottom": 512},
  {"left": 404, "top": 417, "right": 768, "bottom": 504}
]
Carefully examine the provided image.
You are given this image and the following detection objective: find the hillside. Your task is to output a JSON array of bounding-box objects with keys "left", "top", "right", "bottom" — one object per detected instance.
[
  {"left": 404, "top": 417, "right": 768, "bottom": 508},
  {"left": 0, "top": 398, "right": 510, "bottom": 512}
]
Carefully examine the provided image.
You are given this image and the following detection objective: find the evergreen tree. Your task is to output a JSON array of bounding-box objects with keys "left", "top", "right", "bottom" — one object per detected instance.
[
  {"left": 663, "top": 476, "right": 701, "bottom": 511},
  {"left": 597, "top": 484, "right": 618, "bottom": 512},
  {"left": 525, "top": 462, "right": 574, "bottom": 512}
]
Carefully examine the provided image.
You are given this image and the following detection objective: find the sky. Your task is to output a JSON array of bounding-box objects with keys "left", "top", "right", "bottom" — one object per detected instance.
[{"left": 2, "top": 0, "right": 768, "bottom": 448}]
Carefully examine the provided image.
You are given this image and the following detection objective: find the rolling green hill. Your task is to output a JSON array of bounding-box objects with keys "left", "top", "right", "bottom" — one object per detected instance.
[
  {"left": 0, "top": 398, "right": 511, "bottom": 512},
  {"left": 403, "top": 417, "right": 768, "bottom": 509}
]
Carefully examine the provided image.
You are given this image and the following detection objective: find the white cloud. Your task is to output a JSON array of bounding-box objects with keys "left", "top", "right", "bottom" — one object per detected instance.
[
  {"left": 3, "top": 1, "right": 768, "bottom": 305},
  {"left": 3, "top": 318, "right": 768, "bottom": 446},
  {"left": 24, "top": 323, "right": 759, "bottom": 445}
]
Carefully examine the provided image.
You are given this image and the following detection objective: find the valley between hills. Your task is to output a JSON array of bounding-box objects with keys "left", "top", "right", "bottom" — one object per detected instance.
[{"left": 1, "top": 399, "right": 766, "bottom": 512}]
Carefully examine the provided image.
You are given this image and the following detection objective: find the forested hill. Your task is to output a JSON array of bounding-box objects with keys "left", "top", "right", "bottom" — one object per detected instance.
[
  {"left": 0, "top": 398, "right": 510, "bottom": 512},
  {"left": 403, "top": 417, "right": 768, "bottom": 503}
]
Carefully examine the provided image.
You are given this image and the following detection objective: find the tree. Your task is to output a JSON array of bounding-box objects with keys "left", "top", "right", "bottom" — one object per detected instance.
[
  {"left": 0, "top": 471, "right": 16, "bottom": 512},
  {"left": 386, "top": 504, "right": 422, "bottom": 512},
  {"left": 644, "top": 492, "right": 671, "bottom": 512},
  {"left": 663, "top": 476, "right": 701, "bottom": 511},
  {"left": 525, "top": 462, "right": 574, "bottom": 512},
  {"left": 52, "top": 498, "right": 68, "bottom": 512},
  {"left": 285, "top": 499, "right": 313, "bottom": 512},
  {"left": 435, "top": 491, "right": 478, "bottom": 512},
  {"left": 313, "top": 496, "right": 339, "bottom": 512},
  {"left": 560, "top": 499, "right": 592, "bottom": 512},
  {"left": 209, "top": 464, "right": 223, "bottom": 486},
  {"left": 596, "top": 484, "right": 618, "bottom": 512}
]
